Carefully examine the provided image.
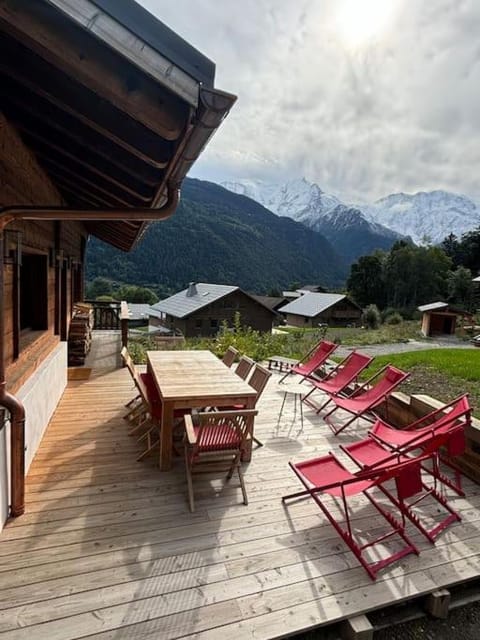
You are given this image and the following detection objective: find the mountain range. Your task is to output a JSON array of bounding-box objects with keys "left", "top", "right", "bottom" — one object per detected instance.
[
  {"left": 85, "top": 178, "right": 347, "bottom": 295},
  {"left": 222, "top": 178, "right": 480, "bottom": 252}
]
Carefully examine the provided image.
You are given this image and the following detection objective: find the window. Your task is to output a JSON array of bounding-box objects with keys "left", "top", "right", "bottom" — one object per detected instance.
[
  {"left": 20, "top": 254, "right": 48, "bottom": 331},
  {"left": 195, "top": 318, "right": 203, "bottom": 328},
  {"left": 210, "top": 318, "right": 219, "bottom": 329}
]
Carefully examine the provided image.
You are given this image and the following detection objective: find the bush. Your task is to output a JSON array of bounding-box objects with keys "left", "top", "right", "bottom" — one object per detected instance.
[
  {"left": 384, "top": 312, "right": 403, "bottom": 325},
  {"left": 362, "top": 304, "right": 381, "bottom": 330}
]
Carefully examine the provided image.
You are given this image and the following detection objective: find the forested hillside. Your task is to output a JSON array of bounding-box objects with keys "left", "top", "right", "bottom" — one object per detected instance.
[{"left": 86, "top": 178, "right": 347, "bottom": 294}]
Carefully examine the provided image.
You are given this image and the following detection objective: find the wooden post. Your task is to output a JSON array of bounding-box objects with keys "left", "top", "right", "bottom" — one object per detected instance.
[
  {"left": 425, "top": 589, "right": 451, "bottom": 619},
  {"left": 340, "top": 615, "right": 374, "bottom": 640},
  {"left": 120, "top": 301, "right": 129, "bottom": 356}
]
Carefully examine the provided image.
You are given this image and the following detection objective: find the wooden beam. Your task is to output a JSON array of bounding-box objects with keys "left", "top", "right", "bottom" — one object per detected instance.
[
  {"left": 0, "top": 0, "right": 190, "bottom": 140},
  {"left": 0, "top": 53, "right": 171, "bottom": 168}
]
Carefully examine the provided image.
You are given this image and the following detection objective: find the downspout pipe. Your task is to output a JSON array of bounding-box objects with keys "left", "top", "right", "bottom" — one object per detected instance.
[
  {"left": 0, "top": 231, "right": 26, "bottom": 517},
  {"left": 0, "top": 186, "right": 179, "bottom": 518}
]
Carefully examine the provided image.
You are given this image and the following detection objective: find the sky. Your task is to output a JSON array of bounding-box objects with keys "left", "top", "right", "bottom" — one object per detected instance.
[{"left": 140, "top": 0, "right": 480, "bottom": 204}]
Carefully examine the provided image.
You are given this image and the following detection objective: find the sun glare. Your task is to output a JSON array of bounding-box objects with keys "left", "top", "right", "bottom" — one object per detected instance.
[{"left": 334, "top": 0, "right": 397, "bottom": 49}]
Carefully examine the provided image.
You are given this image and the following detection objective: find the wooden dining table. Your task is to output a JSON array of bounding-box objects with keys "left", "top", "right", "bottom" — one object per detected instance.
[{"left": 147, "top": 350, "right": 258, "bottom": 470}]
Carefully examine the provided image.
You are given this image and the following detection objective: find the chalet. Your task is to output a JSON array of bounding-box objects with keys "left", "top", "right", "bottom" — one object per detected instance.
[
  {"left": 151, "top": 283, "right": 276, "bottom": 337},
  {"left": 278, "top": 292, "right": 362, "bottom": 328},
  {"left": 0, "top": 0, "right": 235, "bottom": 523}
]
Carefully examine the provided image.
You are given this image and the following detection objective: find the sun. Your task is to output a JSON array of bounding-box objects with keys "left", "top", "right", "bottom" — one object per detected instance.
[{"left": 334, "top": 0, "right": 397, "bottom": 49}]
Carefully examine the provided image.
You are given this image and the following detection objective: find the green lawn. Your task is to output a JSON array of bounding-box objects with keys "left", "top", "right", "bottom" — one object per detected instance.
[{"left": 360, "top": 349, "right": 480, "bottom": 416}]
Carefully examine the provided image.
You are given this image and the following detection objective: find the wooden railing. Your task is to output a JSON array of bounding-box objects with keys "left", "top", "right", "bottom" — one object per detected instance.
[{"left": 84, "top": 300, "right": 121, "bottom": 330}]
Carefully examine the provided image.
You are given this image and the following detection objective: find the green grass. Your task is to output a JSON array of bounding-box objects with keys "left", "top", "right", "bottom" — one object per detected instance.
[
  {"left": 357, "top": 348, "right": 480, "bottom": 416},
  {"left": 364, "top": 349, "right": 480, "bottom": 382},
  {"left": 280, "top": 321, "right": 428, "bottom": 346}
]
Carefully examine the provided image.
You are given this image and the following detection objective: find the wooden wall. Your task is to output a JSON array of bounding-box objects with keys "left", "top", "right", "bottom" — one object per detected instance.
[
  {"left": 179, "top": 290, "right": 274, "bottom": 338},
  {"left": 1, "top": 112, "right": 87, "bottom": 389}
]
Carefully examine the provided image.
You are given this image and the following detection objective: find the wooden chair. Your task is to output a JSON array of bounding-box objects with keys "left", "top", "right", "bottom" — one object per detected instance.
[
  {"left": 235, "top": 355, "right": 255, "bottom": 380},
  {"left": 121, "top": 346, "right": 149, "bottom": 429},
  {"left": 222, "top": 346, "right": 239, "bottom": 367},
  {"left": 184, "top": 409, "right": 257, "bottom": 512}
]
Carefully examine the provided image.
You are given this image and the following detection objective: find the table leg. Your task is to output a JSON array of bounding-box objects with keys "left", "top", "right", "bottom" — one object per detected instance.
[{"left": 159, "top": 401, "right": 174, "bottom": 471}]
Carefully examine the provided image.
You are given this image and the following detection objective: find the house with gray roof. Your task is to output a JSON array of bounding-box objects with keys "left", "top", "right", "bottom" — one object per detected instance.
[
  {"left": 150, "top": 283, "right": 276, "bottom": 337},
  {"left": 278, "top": 292, "right": 362, "bottom": 328}
]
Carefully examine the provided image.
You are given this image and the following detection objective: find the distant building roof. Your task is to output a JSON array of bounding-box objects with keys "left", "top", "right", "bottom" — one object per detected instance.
[
  {"left": 297, "top": 285, "right": 328, "bottom": 293},
  {"left": 282, "top": 291, "right": 302, "bottom": 299},
  {"left": 473, "top": 276, "right": 480, "bottom": 283},
  {"left": 126, "top": 303, "right": 164, "bottom": 321},
  {"left": 278, "top": 293, "right": 348, "bottom": 318},
  {"left": 250, "top": 295, "right": 286, "bottom": 312},
  {"left": 151, "top": 283, "right": 239, "bottom": 319},
  {"left": 417, "top": 302, "right": 449, "bottom": 313}
]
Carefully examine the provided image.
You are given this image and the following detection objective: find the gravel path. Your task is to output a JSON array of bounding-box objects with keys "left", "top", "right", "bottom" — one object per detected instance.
[{"left": 335, "top": 338, "right": 474, "bottom": 359}]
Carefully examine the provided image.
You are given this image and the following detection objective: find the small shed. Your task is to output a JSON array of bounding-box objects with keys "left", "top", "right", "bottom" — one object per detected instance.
[{"left": 418, "top": 302, "right": 471, "bottom": 337}]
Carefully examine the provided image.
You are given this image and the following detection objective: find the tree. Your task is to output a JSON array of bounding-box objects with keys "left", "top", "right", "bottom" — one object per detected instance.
[
  {"left": 115, "top": 285, "right": 159, "bottom": 304},
  {"left": 447, "top": 266, "right": 475, "bottom": 310},
  {"left": 346, "top": 254, "right": 386, "bottom": 308},
  {"left": 86, "top": 277, "right": 114, "bottom": 299}
]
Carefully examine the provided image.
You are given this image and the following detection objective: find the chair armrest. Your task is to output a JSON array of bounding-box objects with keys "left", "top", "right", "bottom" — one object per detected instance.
[{"left": 184, "top": 414, "right": 197, "bottom": 445}]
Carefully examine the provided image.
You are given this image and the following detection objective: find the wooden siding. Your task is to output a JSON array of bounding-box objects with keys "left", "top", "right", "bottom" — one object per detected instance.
[
  {"left": 176, "top": 290, "right": 274, "bottom": 337},
  {"left": 1, "top": 112, "right": 88, "bottom": 389},
  {"left": 0, "top": 366, "right": 479, "bottom": 639},
  {"left": 286, "top": 300, "right": 362, "bottom": 329}
]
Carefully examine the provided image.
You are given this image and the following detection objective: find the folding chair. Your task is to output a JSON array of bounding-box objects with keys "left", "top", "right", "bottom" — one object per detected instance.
[
  {"left": 215, "top": 364, "right": 271, "bottom": 447},
  {"left": 323, "top": 365, "right": 410, "bottom": 435},
  {"left": 222, "top": 346, "right": 239, "bottom": 367},
  {"left": 279, "top": 340, "right": 338, "bottom": 384},
  {"left": 184, "top": 409, "right": 258, "bottom": 512},
  {"left": 121, "top": 347, "right": 149, "bottom": 428},
  {"left": 342, "top": 394, "right": 471, "bottom": 496},
  {"left": 235, "top": 355, "right": 255, "bottom": 380},
  {"left": 283, "top": 452, "right": 427, "bottom": 579},
  {"left": 302, "top": 351, "right": 373, "bottom": 413}
]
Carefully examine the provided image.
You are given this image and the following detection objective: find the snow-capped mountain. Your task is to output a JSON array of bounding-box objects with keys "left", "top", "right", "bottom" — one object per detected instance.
[
  {"left": 222, "top": 178, "right": 340, "bottom": 223},
  {"left": 363, "top": 191, "right": 480, "bottom": 245},
  {"left": 222, "top": 179, "right": 480, "bottom": 255},
  {"left": 222, "top": 178, "right": 404, "bottom": 262}
]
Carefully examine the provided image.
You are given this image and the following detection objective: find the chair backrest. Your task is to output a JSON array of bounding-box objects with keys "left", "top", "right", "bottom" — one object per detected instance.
[
  {"left": 191, "top": 409, "right": 258, "bottom": 453},
  {"left": 375, "top": 394, "right": 471, "bottom": 454},
  {"left": 326, "top": 351, "right": 373, "bottom": 388},
  {"left": 235, "top": 355, "right": 255, "bottom": 380},
  {"left": 406, "top": 393, "right": 471, "bottom": 432},
  {"left": 358, "top": 365, "right": 409, "bottom": 404},
  {"left": 222, "top": 346, "right": 239, "bottom": 367},
  {"left": 248, "top": 364, "right": 272, "bottom": 403},
  {"left": 121, "top": 347, "right": 138, "bottom": 382},
  {"left": 303, "top": 340, "right": 338, "bottom": 371}
]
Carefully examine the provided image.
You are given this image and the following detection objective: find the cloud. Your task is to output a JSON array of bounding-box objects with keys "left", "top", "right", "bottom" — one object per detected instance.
[{"left": 140, "top": 0, "right": 480, "bottom": 202}]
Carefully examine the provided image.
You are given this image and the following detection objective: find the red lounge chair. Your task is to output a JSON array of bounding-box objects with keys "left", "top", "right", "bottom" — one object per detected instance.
[
  {"left": 302, "top": 351, "right": 373, "bottom": 413},
  {"left": 279, "top": 340, "right": 338, "bottom": 384},
  {"left": 323, "top": 365, "right": 410, "bottom": 435},
  {"left": 342, "top": 394, "right": 471, "bottom": 496},
  {"left": 342, "top": 420, "right": 464, "bottom": 543},
  {"left": 283, "top": 453, "right": 426, "bottom": 579}
]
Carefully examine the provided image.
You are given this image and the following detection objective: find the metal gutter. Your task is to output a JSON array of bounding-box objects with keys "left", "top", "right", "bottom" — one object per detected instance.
[{"left": 44, "top": 0, "right": 200, "bottom": 107}]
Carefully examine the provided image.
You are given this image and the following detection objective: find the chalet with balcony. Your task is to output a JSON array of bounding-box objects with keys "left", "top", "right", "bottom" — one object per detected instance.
[
  {"left": 278, "top": 292, "right": 362, "bottom": 328},
  {"left": 151, "top": 282, "right": 276, "bottom": 337},
  {"left": 0, "top": 0, "right": 235, "bottom": 523}
]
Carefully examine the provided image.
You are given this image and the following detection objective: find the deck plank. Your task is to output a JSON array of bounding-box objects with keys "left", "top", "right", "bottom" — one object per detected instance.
[{"left": 0, "top": 365, "right": 479, "bottom": 639}]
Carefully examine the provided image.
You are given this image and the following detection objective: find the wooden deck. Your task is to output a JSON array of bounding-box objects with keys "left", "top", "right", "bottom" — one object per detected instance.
[{"left": 1, "top": 365, "right": 480, "bottom": 639}]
